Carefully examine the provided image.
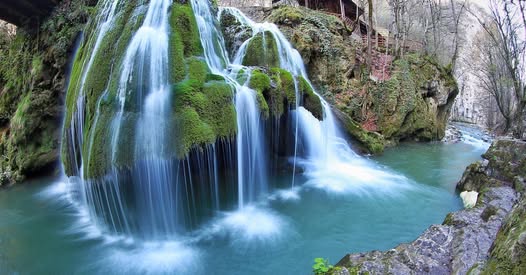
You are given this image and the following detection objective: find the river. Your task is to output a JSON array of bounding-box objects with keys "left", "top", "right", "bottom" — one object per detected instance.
[{"left": 0, "top": 123, "right": 489, "bottom": 274}]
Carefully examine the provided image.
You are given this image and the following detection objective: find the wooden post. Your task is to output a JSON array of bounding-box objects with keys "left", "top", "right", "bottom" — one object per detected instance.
[{"left": 340, "top": 0, "right": 346, "bottom": 20}]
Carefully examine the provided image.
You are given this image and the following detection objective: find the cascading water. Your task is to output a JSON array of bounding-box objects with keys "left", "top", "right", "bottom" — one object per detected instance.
[
  {"left": 191, "top": 0, "right": 269, "bottom": 209},
  {"left": 217, "top": 8, "right": 395, "bottom": 194},
  {"left": 63, "top": 0, "right": 404, "bottom": 245}
]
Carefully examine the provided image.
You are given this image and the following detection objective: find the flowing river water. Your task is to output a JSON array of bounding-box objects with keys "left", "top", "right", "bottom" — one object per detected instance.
[{"left": 0, "top": 124, "right": 489, "bottom": 274}]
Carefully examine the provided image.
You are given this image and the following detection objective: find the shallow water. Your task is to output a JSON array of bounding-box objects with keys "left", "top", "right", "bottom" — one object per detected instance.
[{"left": 0, "top": 137, "right": 487, "bottom": 274}]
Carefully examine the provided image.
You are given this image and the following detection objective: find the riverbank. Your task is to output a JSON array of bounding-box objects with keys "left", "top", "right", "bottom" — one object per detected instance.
[{"left": 336, "top": 138, "right": 526, "bottom": 274}]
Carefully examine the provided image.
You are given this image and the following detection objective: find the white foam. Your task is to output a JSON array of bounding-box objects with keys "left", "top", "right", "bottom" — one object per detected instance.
[{"left": 103, "top": 241, "right": 201, "bottom": 274}]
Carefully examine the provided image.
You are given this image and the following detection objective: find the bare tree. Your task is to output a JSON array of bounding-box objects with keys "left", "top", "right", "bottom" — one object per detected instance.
[
  {"left": 470, "top": 1, "right": 525, "bottom": 137},
  {"left": 367, "top": 0, "right": 374, "bottom": 70}
]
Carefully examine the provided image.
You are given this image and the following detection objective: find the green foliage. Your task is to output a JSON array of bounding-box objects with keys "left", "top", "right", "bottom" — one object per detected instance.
[
  {"left": 312, "top": 258, "right": 341, "bottom": 275},
  {"left": 313, "top": 258, "right": 332, "bottom": 274}
]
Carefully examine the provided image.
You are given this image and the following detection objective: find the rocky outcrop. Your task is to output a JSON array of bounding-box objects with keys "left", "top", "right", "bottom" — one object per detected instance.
[
  {"left": 255, "top": 5, "right": 458, "bottom": 153},
  {"left": 335, "top": 139, "right": 526, "bottom": 274},
  {"left": 0, "top": 0, "right": 61, "bottom": 27},
  {"left": 0, "top": 0, "right": 90, "bottom": 185}
]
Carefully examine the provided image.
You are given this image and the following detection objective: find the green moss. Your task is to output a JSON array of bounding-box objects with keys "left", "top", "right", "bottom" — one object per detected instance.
[
  {"left": 169, "top": 28, "right": 186, "bottom": 83},
  {"left": 170, "top": 3, "right": 203, "bottom": 57},
  {"left": 187, "top": 57, "right": 209, "bottom": 86},
  {"left": 335, "top": 110, "right": 385, "bottom": 154},
  {"left": 83, "top": 2, "right": 138, "bottom": 129},
  {"left": 248, "top": 70, "right": 272, "bottom": 118},
  {"left": 175, "top": 107, "right": 216, "bottom": 157},
  {"left": 270, "top": 68, "right": 296, "bottom": 103},
  {"left": 168, "top": 3, "right": 204, "bottom": 83},
  {"left": 267, "top": 5, "right": 305, "bottom": 25},
  {"left": 298, "top": 76, "right": 323, "bottom": 120},
  {"left": 201, "top": 82, "right": 237, "bottom": 137},
  {"left": 482, "top": 199, "right": 526, "bottom": 274},
  {"left": 242, "top": 31, "right": 280, "bottom": 68},
  {"left": 173, "top": 79, "right": 237, "bottom": 157},
  {"left": 84, "top": 110, "right": 113, "bottom": 178},
  {"left": 249, "top": 70, "right": 272, "bottom": 92}
]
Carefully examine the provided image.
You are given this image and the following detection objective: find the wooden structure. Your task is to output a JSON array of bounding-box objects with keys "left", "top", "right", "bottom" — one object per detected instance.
[
  {"left": 218, "top": 0, "right": 273, "bottom": 8},
  {"left": 296, "top": 0, "right": 386, "bottom": 45}
]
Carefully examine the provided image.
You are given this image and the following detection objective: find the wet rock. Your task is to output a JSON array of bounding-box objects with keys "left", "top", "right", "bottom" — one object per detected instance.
[
  {"left": 443, "top": 124, "right": 463, "bottom": 143},
  {"left": 336, "top": 139, "right": 526, "bottom": 274}
]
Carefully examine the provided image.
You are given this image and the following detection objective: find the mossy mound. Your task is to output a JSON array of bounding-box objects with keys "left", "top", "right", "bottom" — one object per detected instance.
[
  {"left": 173, "top": 78, "right": 237, "bottom": 157},
  {"left": 247, "top": 68, "right": 322, "bottom": 120},
  {"left": 63, "top": 1, "right": 239, "bottom": 178},
  {"left": 242, "top": 31, "right": 280, "bottom": 68},
  {"left": 298, "top": 76, "right": 323, "bottom": 120}
]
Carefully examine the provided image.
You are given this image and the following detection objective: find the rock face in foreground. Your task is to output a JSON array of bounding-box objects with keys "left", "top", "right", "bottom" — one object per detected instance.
[{"left": 336, "top": 139, "right": 526, "bottom": 274}]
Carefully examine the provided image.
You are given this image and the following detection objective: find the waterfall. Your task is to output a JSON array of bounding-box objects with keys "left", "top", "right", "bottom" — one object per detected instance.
[
  {"left": 219, "top": 7, "right": 367, "bottom": 190},
  {"left": 63, "top": 0, "right": 400, "bottom": 243},
  {"left": 66, "top": 0, "right": 120, "bottom": 178},
  {"left": 191, "top": 0, "right": 268, "bottom": 209}
]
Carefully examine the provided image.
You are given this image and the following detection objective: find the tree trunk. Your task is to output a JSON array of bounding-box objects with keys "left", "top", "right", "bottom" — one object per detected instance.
[
  {"left": 367, "top": 0, "right": 373, "bottom": 71},
  {"left": 340, "top": 0, "right": 345, "bottom": 20}
]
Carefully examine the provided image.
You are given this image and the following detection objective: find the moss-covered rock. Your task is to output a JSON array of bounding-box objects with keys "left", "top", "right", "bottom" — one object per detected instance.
[
  {"left": 0, "top": 0, "right": 93, "bottom": 184},
  {"left": 333, "top": 109, "right": 385, "bottom": 154},
  {"left": 219, "top": 8, "right": 253, "bottom": 59},
  {"left": 173, "top": 79, "right": 237, "bottom": 157},
  {"left": 483, "top": 198, "right": 526, "bottom": 274},
  {"left": 60, "top": 0, "right": 241, "bottom": 179},
  {"left": 265, "top": 6, "right": 458, "bottom": 151},
  {"left": 242, "top": 31, "right": 280, "bottom": 68},
  {"left": 298, "top": 76, "right": 323, "bottom": 120}
]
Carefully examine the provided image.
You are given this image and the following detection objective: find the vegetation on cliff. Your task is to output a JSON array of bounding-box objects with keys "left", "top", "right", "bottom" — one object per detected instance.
[
  {"left": 0, "top": 0, "right": 92, "bottom": 185},
  {"left": 265, "top": 5, "right": 458, "bottom": 154}
]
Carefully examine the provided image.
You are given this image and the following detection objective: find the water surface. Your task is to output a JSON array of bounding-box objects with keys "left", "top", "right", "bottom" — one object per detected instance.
[{"left": 0, "top": 131, "right": 488, "bottom": 274}]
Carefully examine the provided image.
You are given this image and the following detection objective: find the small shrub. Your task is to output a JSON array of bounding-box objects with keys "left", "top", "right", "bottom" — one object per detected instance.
[{"left": 313, "top": 258, "right": 333, "bottom": 275}]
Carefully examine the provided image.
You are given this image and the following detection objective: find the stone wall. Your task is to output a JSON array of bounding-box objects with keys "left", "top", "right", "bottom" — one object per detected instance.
[{"left": 217, "top": 0, "right": 272, "bottom": 8}]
